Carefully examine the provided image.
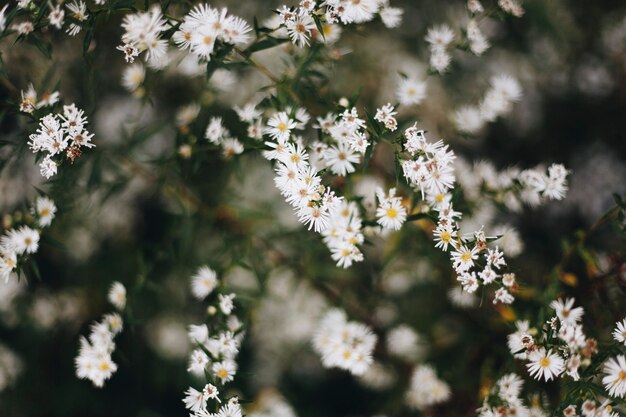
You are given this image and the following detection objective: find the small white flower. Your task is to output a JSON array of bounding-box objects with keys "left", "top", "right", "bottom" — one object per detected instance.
[
  {"left": 603, "top": 355, "right": 626, "bottom": 398},
  {"left": 191, "top": 266, "right": 218, "bottom": 300},
  {"left": 526, "top": 348, "right": 564, "bottom": 382},
  {"left": 108, "top": 281, "right": 127, "bottom": 310},
  {"left": 218, "top": 293, "right": 235, "bottom": 315}
]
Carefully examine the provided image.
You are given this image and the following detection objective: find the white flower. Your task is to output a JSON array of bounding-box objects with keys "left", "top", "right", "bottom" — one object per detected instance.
[
  {"left": 386, "top": 325, "right": 422, "bottom": 360},
  {"left": 212, "top": 359, "right": 237, "bottom": 383},
  {"left": 550, "top": 297, "right": 584, "bottom": 326},
  {"left": 187, "top": 349, "right": 210, "bottom": 375},
  {"left": 265, "top": 112, "right": 297, "bottom": 143},
  {"left": 121, "top": 63, "right": 145, "bottom": 93},
  {"left": 40, "top": 156, "right": 58, "bottom": 179},
  {"left": 48, "top": 5, "right": 65, "bottom": 29},
  {"left": 324, "top": 142, "right": 360, "bottom": 176},
  {"left": 425, "top": 24, "right": 455, "bottom": 50},
  {"left": 35, "top": 197, "right": 57, "bottom": 227},
  {"left": 613, "top": 319, "right": 626, "bottom": 346},
  {"left": 108, "top": 281, "right": 127, "bottom": 310},
  {"left": 218, "top": 293, "right": 235, "bottom": 315},
  {"left": 526, "top": 348, "right": 564, "bottom": 381},
  {"left": 497, "top": 373, "right": 524, "bottom": 403},
  {"left": 493, "top": 287, "right": 514, "bottom": 304},
  {"left": 406, "top": 365, "right": 450, "bottom": 409},
  {"left": 375, "top": 187, "right": 407, "bottom": 231},
  {"left": 221, "top": 138, "right": 244, "bottom": 159},
  {"left": 374, "top": 103, "right": 398, "bottom": 131},
  {"left": 454, "top": 105, "right": 484, "bottom": 134},
  {"left": 188, "top": 324, "right": 209, "bottom": 346},
  {"left": 191, "top": 266, "right": 218, "bottom": 300},
  {"left": 312, "top": 309, "right": 377, "bottom": 375},
  {"left": 450, "top": 245, "right": 478, "bottom": 273},
  {"left": 507, "top": 320, "right": 531, "bottom": 359},
  {"left": 183, "top": 386, "right": 208, "bottom": 413},
  {"left": 396, "top": 77, "right": 426, "bottom": 106},
  {"left": 0, "top": 252, "right": 17, "bottom": 283},
  {"left": 379, "top": 6, "right": 403, "bottom": 28},
  {"left": 285, "top": 10, "right": 316, "bottom": 47},
  {"left": 603, "top": 355, "right": 626, "bottom": 398}
]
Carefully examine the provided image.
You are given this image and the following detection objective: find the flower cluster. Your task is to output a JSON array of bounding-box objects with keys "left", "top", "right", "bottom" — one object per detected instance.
[
  {"left": 19, "top": 84, "right": 59, "bottom": 114},
  {"left": 173, "top": 4, "right": 252, "bottom": 61},
  {"left": 405, "top": 365, "right": 451, "bottom": 410},
  {"left": 204, "top": 116, "right": 245, "bottom": 158},
  {"left": 509, "top": 298, "right": 597, "bottom": 382},
  {"left": 277, "top": 0, "right": 403, "bottom": 48},
  {"left": 400, "top": 126, "right": 456, "bottom": 198},
  {"left": 314, "top": 107, "right": 369, "bottom": 172},
  {"left": 183, "top": 265, "right": 245, "bottom": 417},
  {"left": 374, "top": 103, "right": 398, "bottom": 131},
  {"left": 1, "top": 197, "right": 56, "bottom": 283},
  {"left": 454, "top": 74, "right": 522, "bottom": 134},
  {"left": 398, "top": 129, "right": 521, "bottom": 303},
  {"left": 312, "top": 309, "right": 377, "bottom": 375},
  {"left": 118, "top": 6, "right": 169, "bottom": 68},
  {"left": 28, "top": 104, "right": 95, "bottom": 178},
  {"left": 425, "top": 24, "right": 455, "bottom": 73},
  {"left": 477, "top": 373, "right": 547, "bottom": 417},
  {"left": 456, "top": 159, "right": 570, "bottom": 213},
  {"left": 75, "top": 282, "right": 126, "bottom": 387}
]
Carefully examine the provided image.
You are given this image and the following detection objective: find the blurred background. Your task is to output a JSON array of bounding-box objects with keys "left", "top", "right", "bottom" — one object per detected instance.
[{"left": 1, "top": 0, "right": 626, "bottom": 416}]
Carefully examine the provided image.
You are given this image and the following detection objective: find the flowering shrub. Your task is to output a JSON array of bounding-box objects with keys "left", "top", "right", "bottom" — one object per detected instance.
[{"left": 1, "top": 0, "right": 626, "bottom": 416}]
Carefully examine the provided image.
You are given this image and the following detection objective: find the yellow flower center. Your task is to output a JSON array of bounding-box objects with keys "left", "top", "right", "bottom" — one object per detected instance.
[
  {"left": 386, "top": 207, "right": 398, "bottom": 219},
  {"left": 217, "top": 368, "right": 228, "bottom": 379},
  {"left": 540, "top": 357, "right": 550, "bottom": 368},
  {"left": 277, "top": 122, "right": 288, "bottom": 132},
  {"left": 461, "top": 252, "right": 472, "bottom": 262},
  {"left": 440, "top": 231, "right": 451, "bottom": 242}
]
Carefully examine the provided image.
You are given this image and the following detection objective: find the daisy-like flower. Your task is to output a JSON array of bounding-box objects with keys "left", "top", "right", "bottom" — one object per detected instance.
[
  {"left": 433, "top": 223, "right": 457, "bottom": 251},
  {"left": 205, "top": 117, "right": 227, "bottom": 144},
  {"left": 550, "top": 297, "right": 584, "bottom": 326},
  {"left": 285, "top": 9, "right": 316, "bottom": 47},
  {"left": 265, "top": 112, "right": 297, "bottom": 142},
  {"left": 122, "top": 63, "right": 145, "bottom": 93},
  {"left": 375, "top": 187, "right": 407, "bottom": 231},
  {"left": 379, "top": 4, "right": 403, "bottom": 28},
  {"left": 212, "top": 359, "right": 237, "bottom": 384},
  {"left": 425, "top": 24, "right": 455, "bottom": 51},
  {"left": 108, "top": 281, "right": 127, "bottom": 310},
  {"left": 0, "top": 252, "right": 17, "bottom": 283},
  {"left": 613, "top": 319, "right": 626, "bottom": 346},
  {"left": 323, "top": 142, "right": 360, "bottom": 176},
  {"left": 2, "top": 226, "right": 40, "bottom": 255},
  {"left": 221, "top": 138, "right": 244, "bottom": 159},
  {"left": 187, "top": 349, "right": 210, "bottom": 375},
  {"left": 35, "top": 196, "right": 57, "bottom": 227},
  {"left": 183, "top": 386, "right": 208, "bottom": 413},
  {"left": 603, "top": 355, "right": 626, "bottom": 398},
  {"left": 374, "top": 103, "right": 398, "bottom": 131},
  {"left": 526, "top": 348, "right": 564, "bottom": 382},
  {"left": 397, "top": 77, "right": 426, "bottom": 106},
  {"left": 48, "top": 5, "right": 65, "bottom": 29},
  {"left": 450, "top": 245, "right": 478, "bottom": 273},
  {"left": 219, "top": 293, "right": 235, "bottom": 315},
  {"left": 191, "top": 266, "right": 218, "bottom": 300}
]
